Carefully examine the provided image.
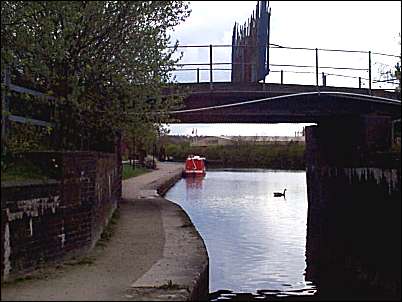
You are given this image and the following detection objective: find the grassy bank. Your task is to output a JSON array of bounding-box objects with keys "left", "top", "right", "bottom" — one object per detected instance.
[
  {"left": 122, "top": 164, "right": 151, "bottom": 180},
  {"left": 165, "top": 142, "right": 306, "bottom": 170},
  {"left": 2, "top": 161, "right": 151, "bottom": 182}
]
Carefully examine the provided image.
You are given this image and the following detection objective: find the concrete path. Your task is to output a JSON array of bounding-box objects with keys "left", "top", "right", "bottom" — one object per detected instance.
[{"left": 1, "top": 162, "right": 209, "bottom": 301}]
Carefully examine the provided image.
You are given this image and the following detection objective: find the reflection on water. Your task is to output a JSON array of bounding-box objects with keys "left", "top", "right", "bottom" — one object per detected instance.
[
  {"left": 165, "top": 169, "right": 317, "bottom": 300},
  {"left": 185, "top": 175, "right": 204, "bottom": 190}
]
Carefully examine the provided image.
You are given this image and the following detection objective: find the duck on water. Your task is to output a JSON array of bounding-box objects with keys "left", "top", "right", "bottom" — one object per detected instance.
[{"left": 274, "top": 189, "right": 286, "bottom": 197}]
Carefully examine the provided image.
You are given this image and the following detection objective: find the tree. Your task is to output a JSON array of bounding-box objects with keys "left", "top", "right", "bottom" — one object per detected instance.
[
  {"left": 395, "top": 33, "right": 401, "bottom": 96},
  {"left": 1, "top": 1, "right": 190, "bottom": 151}
]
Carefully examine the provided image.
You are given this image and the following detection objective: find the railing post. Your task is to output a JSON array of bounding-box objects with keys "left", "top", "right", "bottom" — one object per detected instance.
[
  {"left": 359, "top": 77, "right": 362, "bottom": 89},
  {"left": 262, "top": 69, "right": 266, "bottom": 91},
  {"left": 368, "top": 50, "right": 372, "bottom": 95},
  {"left": 280, "top": 70, "right": 283, "bottom": 85},
  {"left": 2, "top": 67, "right": 10, "bottom": 151},
  {"left": 322, "top": 72, "right": 326, "bottom": 87},
  {"left": 209, "top": 44, "right": 213, "bottom": 90},
  {"left": 197, "top": 68, "right": 200, "bottom": 84},
  {"left": 315, "top": 48, "right": 319, "bottom": 91}
]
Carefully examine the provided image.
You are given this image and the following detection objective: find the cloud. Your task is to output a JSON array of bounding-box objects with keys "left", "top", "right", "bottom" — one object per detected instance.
[
  {"left": 170, "top": 1, "right": 401, "bottom": 86},
  {"left": 166, "top": 1, "right": 401, "bottom": 136}
]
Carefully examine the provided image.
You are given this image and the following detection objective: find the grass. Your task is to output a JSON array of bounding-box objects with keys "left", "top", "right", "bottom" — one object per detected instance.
[
  {"left": 122, "top": 164, "right": 151, "bottom": 180},
  {"left": 64, "top": 256, "right": 96, "bottom": 266},
  {"left": 3, "top": 162, "right": 152, "bottom": 182},
  {"left": 97, "top": 208, "right": 120, "bottom": 246},
  {"left": 3, "top": 274, "right": 36, "bottom": 285}
]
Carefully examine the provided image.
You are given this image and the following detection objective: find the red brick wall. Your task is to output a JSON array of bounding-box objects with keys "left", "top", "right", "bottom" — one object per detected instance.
[{"left": 1, "top": 151, "right": 121, "bottom": 282}]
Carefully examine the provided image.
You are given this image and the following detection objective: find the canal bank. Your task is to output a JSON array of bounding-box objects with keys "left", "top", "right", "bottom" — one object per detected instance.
[
  {"left": 1, "top": 162, "right": 209, "bottom": 301},
  {"left": 122, "top": 162, "right": 209, "bottom": 301}
]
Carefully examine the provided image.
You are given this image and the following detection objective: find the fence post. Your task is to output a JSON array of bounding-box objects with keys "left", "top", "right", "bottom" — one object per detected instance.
[
  {"left": 322, "top": 72, "right": 326, "bottom": 87},
  {"left": 315, "top": 48, "right": 319, "bottom": 91},
  {"left": 209, "top": 44, "right": 213, "bottom": 90},
  {"left": 368, "top": 50, "right": 372, "bottom": 95},
  {"left": 359, "top": 77, "right": 362, "bottom": 89},
  {"left": 2, "top": 67, "right": 10, "bottom": 151},
  {"left": 280, "top": 70, "right": 283, "bottom": 85},
  {"left": 197, "top": 68, "right": 200, "bottom": 84},
  {"left": 262, "top": 69, "right": 266, "bottom": 91}
]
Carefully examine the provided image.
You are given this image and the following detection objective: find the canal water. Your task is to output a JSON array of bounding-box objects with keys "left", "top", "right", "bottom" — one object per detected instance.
[{"left": 165, "top": 169, "right": 318, "bottom": 301}]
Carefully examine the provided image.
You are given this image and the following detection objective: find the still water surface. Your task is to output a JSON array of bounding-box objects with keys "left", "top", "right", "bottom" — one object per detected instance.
[{"left": 165, "top": 169, "right": 317, "bottom": 300}]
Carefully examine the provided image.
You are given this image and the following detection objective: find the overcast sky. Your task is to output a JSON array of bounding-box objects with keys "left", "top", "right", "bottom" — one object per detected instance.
[{"left": 165, "top": 1, "right": 401, "bottom": 137}]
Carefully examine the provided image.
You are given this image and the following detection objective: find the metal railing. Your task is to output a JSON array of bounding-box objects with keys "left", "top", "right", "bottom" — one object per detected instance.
[
  {"left": 2, "top": 68, "right": 55, "bottom": 151},
  {"left": 169, "top": 43, "right": 400, "bottom": 93}
]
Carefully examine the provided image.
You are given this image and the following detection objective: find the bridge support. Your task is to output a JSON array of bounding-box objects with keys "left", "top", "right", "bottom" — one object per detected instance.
[
  {"left": 307, "top": 116, "right": 392, "bottom": 163},
  {"left": 304, "top": 117, "right": 400, "bottom": 299}
]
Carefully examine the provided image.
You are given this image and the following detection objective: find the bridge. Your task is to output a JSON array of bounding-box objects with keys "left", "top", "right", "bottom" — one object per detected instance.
[
  {"left": 165, "top": 39, "right": 400, "bottom": 127},
  {"left": 166, "top": 82, "right": 401, "bottom": 124}
]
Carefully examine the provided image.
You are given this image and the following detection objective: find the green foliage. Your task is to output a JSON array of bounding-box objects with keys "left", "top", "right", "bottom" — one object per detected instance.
[
  {"left": 164, "top": 142, "right": 306, "bottom": 170},
  {"left": 97, "top": 208, "right": 120, "bottom": 246},
  {"left": 393, "top": 33, "right": 401, "bottom": 95},
  {"left": 1, "top": 146, "right": 12, "bottom": 171},
  {"left": 122, "top": 164, "right": 150, "bottom": 180},
  {"left": 6, "top": 121, "right": 52, "bottom": 153},
  {"left": 1, "top": 1, "right": 191, "bottom": 151},
  {"left": 394, "top": 120, "right": 401, "bottom": 137},
  {"left": 165, "top": 141, "right": 190, "bottom": 159},
  {"left": 395, "top": 61, "right": 401, "bottom": 94}
]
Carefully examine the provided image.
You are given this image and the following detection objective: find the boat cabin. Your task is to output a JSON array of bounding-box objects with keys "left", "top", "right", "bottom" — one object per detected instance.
[{"left": 184, "top": 155, "right": 206, "bottom": 176}]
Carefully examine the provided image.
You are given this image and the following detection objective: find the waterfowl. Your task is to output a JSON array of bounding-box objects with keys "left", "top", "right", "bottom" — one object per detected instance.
[{"left": 274, "top": 189, "right": 286, "bottom": 197}]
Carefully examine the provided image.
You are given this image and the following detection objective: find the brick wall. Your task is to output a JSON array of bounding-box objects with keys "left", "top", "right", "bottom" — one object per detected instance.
[
  {"left": 305, "top": 125, "right": 401, "bottom": 299},
  {"left": 1, "top": 151, "right": 122, "bottom": 282}
]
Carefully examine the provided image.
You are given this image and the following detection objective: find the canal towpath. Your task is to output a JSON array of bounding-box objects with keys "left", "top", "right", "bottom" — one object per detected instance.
[{"left": 1, "top": 162, "right": 209, "bottom": 301}]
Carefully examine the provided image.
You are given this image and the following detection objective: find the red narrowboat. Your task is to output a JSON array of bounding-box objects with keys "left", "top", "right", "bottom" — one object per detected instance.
[{"left": 183, "top": 155, "right": 206, "bottom": 177}]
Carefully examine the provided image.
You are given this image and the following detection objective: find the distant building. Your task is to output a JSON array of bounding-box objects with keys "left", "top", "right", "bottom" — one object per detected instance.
[{"left": 190, "top": 136, "right": 234, "bottom": 147}]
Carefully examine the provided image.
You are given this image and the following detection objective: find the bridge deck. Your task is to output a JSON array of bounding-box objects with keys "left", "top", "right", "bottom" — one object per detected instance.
[
  {"left": 165, "top": 82, "right": 401, "bottom": 124},
  {"left": 171, "top": 82, "right": 398, "bottom": 98}
]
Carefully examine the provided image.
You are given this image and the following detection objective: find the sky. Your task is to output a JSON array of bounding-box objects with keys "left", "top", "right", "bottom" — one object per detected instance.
[{"left": 164, "top": 1, "right": 401, "bottom": 137}]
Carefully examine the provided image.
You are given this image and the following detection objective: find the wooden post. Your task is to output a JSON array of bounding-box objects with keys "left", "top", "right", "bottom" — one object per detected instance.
[
  {"left": 197, "top": 68, "right": 200, "bottom": 83},
  {"left": 132, "top": 136, "right": 136, "bottom": 169},
  {"left": 359, "top": 77, "right": 362, "bottom": 89},
  {"left": 280, "top": 70, "right": 283, "bottom": 85},
  {"left": 368, "top": 51, "right": 372, "bottom": 95},
  {"left": 152, "top": 143, "right": 156, "bottom": 169},
  {"left": 315, "top": 48, "right": 319, "bottom": 91}
]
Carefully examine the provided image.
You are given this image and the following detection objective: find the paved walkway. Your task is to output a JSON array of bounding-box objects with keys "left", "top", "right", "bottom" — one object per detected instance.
[{"left": 1, "top": 162, "right": 208, "bottom": 301}]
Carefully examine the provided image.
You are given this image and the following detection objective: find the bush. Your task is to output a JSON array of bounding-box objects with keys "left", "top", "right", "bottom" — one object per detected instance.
[{"left": 164, "top": 142, "right": 305, "bottom": 169}]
